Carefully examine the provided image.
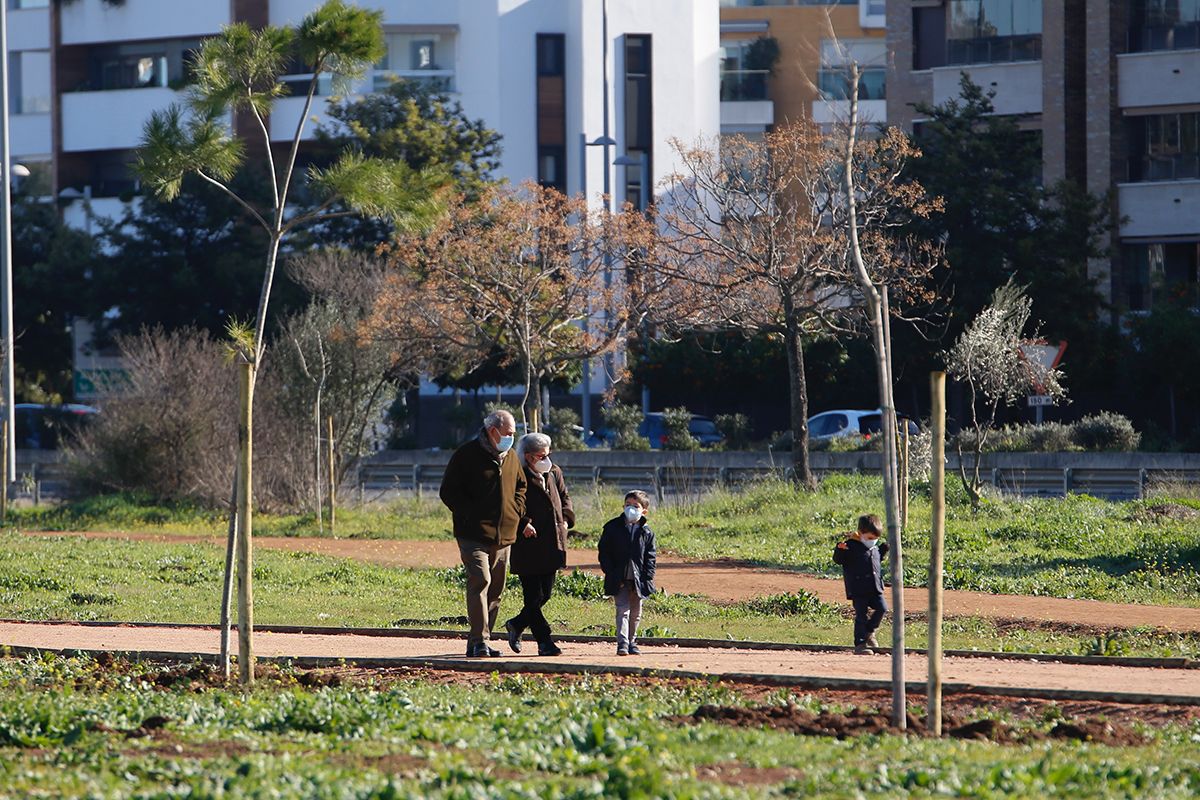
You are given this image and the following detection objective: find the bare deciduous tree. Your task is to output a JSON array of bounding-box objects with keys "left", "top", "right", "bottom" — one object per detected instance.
[
  {"left": 369, "top": 182, "right": 661, "bottom": 432},
  {"left": 945, "top": 279, "right": 1067, "bottom": 507},
  {"left": 656, "top": 125, "right": 848, "bottom": 488}
]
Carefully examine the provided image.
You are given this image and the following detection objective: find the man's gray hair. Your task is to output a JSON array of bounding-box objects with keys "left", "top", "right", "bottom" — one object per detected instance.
[
  {"left": 483, "top": 409, "right": 515, "bottom": 430},
  {"left": 516, "top": 432, "right": 552, "bottom": 463}
]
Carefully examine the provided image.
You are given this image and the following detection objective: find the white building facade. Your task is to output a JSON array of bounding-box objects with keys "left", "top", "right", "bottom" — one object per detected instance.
[{"left": 49, "top": 0, "right": 719, "bottom": 217}]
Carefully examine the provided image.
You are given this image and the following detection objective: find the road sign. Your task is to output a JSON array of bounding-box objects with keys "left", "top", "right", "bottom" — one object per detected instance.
[{"left": 1027, "top": 395, "right": 1054, "bottom": 407}]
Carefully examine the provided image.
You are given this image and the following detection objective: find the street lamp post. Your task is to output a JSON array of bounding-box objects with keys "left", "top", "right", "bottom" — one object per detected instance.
[
  {"left": 0, "top": 2, "right": 18, "bottom": 480},
  {"left": 579, "top": 133, "right": 616, "bottom": 441},
  {"left": 614, "top": 153, "right": 651, "bottom": 413}
]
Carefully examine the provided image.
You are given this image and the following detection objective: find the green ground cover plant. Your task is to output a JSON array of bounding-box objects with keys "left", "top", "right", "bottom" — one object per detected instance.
[
  {"left": 1, "top": 532, "right": 1198, "bottom": 659},
  {"left": 11, "top": 474, "right": 1200, "bottom": 606},
  {"left": 0, "top": 654, "right": 1197, "bottom": 799}
]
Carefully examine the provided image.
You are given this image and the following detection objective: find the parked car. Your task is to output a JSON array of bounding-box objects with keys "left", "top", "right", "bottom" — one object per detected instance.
[
  {"left": 638, "top": 413, "right": 725, "bottom": 449},
  {"left": 772, "top": 409, "right": 919, "bottom": 450},
  {"left": 15, "top": 403, "right": 99, "bottom": 450}
]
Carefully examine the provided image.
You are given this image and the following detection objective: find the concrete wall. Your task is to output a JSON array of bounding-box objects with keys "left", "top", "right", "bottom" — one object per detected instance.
[
  {"left": 1117, "top": 182, "right": 1200, "bottom": 239},
  {"left": 59, "top": 0, "right": 228, "bottom": 45},
  {"left": 1118, "top": 50, "right": 1200, "bottom": 110}
]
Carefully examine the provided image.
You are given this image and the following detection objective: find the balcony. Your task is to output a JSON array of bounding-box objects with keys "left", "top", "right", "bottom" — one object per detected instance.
[
  {"left": 931, "top": 60, "right": 1042, "bottom": 116},
  {"left": 10, "top": 114, "right": 51, "bottom": 159},
  {"left": 8, "top": 5, "right": 49, "bottom": 51},
  {"left": 269, "top": 95, "right": 338, "bottom": 142},
  {"left": 60, "top": 0, "right": 226, "bottom": 46},
  {"left": 1119, "top": 50, "right": 1200, "bottom": 110},
  {"left": 720, "top": 69, "right": 773, "bottom": 133},
  {"left": 811, "top": 99, "right": 886, "bottom": 127},
  {"left": 61, "top": 87, "right": 178, "bottom": 152},
  {"left": 1118, "top": 180, "right": 1200, "bottom": 239}
]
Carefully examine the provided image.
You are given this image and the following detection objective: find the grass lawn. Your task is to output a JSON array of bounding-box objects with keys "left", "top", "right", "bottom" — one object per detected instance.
[
  {"left": 1, "top": 655, "right": 1198, "bottom": 799},
  {"left": 11, "top": 475, "right": 1200, "bottom": 607},
  {"left": 2, "top": 532, "right": 1198, "bottom": 659}
]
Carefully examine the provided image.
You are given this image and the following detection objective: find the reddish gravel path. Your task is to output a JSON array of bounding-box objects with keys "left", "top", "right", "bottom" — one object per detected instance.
[
  {"left": 1, "top": 620, "right": 1196, "bottom": 703},
  {"left": 26, "top": 531, "right": 1198, "bottom": 633}
]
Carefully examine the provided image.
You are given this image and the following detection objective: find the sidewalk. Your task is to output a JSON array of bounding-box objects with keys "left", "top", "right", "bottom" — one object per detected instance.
[{"left": 3, "top": 620, "right": 1198, "bottom": 704}]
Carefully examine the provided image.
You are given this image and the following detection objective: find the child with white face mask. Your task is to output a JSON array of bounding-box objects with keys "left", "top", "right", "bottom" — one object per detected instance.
[
  {"left": 832, "top": 513, "right": 889, "bottom": 654},
  {"left": 597, "top": 490, "right": 656, "bottom": 655}
]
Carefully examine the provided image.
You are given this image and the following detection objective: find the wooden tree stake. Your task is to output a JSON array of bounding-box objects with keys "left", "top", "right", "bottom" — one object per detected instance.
[
  {"left": 928, "top": 371, "right": 947, "bottom": 735},
  {"left": 327, "top": 414, "right": 336, "bottom": 537},
  {"left": 236, "top": 360, "right": 255, "bottom": 686}
]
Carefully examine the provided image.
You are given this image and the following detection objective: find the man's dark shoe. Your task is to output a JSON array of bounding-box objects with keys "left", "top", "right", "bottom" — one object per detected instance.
[
  {"left": 505, "top": 619, "right": 523, "bottom": 653},
  {"left": 537, "top": 641, "right": 562, "bottom": 656},
  {"left": 616, "top": 645, "right": 629, "bottom": 656},
  {"left": 466, "top": 642, "right": 502, "bottom": 658},
  {"left": 854, "top": 644, "right": 874, "bottom": 655},
  {"left": 627, "top": 644, "right": 641, "bottom": 655}
]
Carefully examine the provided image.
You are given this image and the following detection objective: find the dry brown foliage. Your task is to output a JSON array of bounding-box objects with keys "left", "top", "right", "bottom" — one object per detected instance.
[{"left": 368, "top": 181, "right": 664, "bottom": 428}]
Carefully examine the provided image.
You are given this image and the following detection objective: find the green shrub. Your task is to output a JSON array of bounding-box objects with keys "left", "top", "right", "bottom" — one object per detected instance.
[
  {"left": 661, "top": 406, "right": 699, "bottom": 451},
  {"left": 714, "top": 413, "right": 752, "bottom": 450},
  {"left": 603, "top": 402, "right": 650, "bottom": 451},
  {"left": 545, "top": 407, "right": 587, "bottom": 451},
  {"left": 743, "top": 590, "right": 837, "bottom": 617},
  {"left": 1071, "top": 412, "right": 1141, "bottom": 452},
  {"left": 554, "top": 569, "right": 606, "bottom": 601}
]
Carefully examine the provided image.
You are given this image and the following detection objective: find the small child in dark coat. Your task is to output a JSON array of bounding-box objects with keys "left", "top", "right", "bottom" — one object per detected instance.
[
  {"left": 598, "top": 490, "right": 656, "bottom": 656},
  {"left": 832, "top": 513, "right": 889, "bottom": 655}
]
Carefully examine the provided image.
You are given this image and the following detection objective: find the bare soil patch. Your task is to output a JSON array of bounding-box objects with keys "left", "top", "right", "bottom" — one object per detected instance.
[{"left": 670, "top": 701, "right": 1152, "bottom": 746}]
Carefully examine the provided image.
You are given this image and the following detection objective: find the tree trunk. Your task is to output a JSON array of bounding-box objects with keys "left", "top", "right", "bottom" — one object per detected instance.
[
  {"left": 236, "top": 360, "right": 255, "bottom": 686},
  {"left": 529, "top": 371, "right": 542, "bottom": 434},
  {"left": 783, "top": 322, "right": 815, "bottom": 489},
  {"left": 843, "top": 63, "right": 905, "bottom": 728},
  {"left": 314, "top": 394, "right": 323, "bottom": 536}
]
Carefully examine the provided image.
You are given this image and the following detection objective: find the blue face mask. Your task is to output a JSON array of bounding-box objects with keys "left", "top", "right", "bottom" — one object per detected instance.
[{"left": 497, "top": 434, "right": 514, "bottom": 452}]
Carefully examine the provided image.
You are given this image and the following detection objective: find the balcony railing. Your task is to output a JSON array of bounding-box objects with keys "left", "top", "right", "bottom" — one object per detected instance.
[
  {"left": 1129, "top": 21, "right": 1200, "bottom": 53},
  {"left": 1126, "top": 154, "right": 1200, "bottom": 182},
  {"left": 372, "top": 70, "right": 456, "bottom": 93},
  {"left": 946, "top": 34, "right": 1042, "bottom": 66},
  {"left": 720, "top": 69, "right": 770, "bottom": 101},
  {"left": 817, "top": 67, "right": 886, "bottom": 100}
]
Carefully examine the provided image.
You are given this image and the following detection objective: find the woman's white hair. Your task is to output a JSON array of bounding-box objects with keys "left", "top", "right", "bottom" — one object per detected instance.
[{"left": 516, "top": 432, "right": 552, "bottom": 463}]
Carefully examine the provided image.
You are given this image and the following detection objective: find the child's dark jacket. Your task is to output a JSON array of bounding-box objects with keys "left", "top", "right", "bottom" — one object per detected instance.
[
  {"left": 832, "top": 537, "right": 889, "bottom": 599},
  {"left": 598, "top": 515, "right": 656, "bottom": 598}
]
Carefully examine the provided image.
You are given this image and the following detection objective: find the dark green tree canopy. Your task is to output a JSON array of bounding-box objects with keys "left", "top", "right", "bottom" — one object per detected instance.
[{"left": 319, "top": 78, "right": 502, "bottom": 200}]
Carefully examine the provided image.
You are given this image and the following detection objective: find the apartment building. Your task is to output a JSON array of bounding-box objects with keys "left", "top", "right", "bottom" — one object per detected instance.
[
  {"left": 887, "top": 0, "right": 1200, "bottom": 315},
  {"left": 21, "top": 0, "right": 719, "bottom": 401},
  {"left": 49, "top": 0, "right": 718, "bottom": 222},
  {"left": 6, "top": 0, "right": 52, "bottom": 186},
  {"left": 718, "top": 0, "right": 886, "bottom": 138}
]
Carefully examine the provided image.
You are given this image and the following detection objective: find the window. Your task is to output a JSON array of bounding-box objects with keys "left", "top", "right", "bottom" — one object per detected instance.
[
  {"left": 99, "top": 54, "right": 167, "bottom": 90},
  {"left": 720, "top": 39, "right": 770, "bottom": 101},
  {"left": 12, "top": 51, "right": 51, "bottom": 113},
  {"left": 1126, "top": 112, "right": 1200, "bottom": 182},
  {"left": 913, "top": 6, "right": 947, "bottom": 70},
  {"left": 624, "top": 35, "right": 652, "bottom": 209},
  {"left": 536, "top": 34, "right": 566, "bottom": 193},
  {"left": 1129, "top": 0, "right": 1200, "bottom": 52},
  {"left": 810, "top": 413, "right": 849, "bottom": 437},
  {"left": 946, "top": 0, "right": 1043, "bottom": 65},
  {"left": 1123, "top": 242, "right": 1200, "bottom": 310},
  {"left": 818, "top": 39, "right": 886, "bottom": 100},
  {"left": 375, "top": 30, "right": 456, "bottom": 91}
]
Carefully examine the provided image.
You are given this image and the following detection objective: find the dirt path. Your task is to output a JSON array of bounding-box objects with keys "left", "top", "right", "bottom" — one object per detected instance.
[
  {"left": 2, "top": 620, "right": 1196, "bottom": 703},
  {"left": 27, "top": 531, "right": 1199, "bottom": 633}
]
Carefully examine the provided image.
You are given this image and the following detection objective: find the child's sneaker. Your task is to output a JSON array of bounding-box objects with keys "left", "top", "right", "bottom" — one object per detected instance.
[
  {"left": 865, "top": 633, "right": 879, "bottom": 649},
  {"left": 627, "top": 644, "right": 641, "bottom": 655},
  {"left": 617, "top": 645, "right": 629, "bottom": 656}
]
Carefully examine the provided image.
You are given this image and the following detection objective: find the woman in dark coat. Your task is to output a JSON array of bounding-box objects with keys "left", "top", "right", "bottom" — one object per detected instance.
[{"left": 504, "top": 432, "right": 575, "bottom": 656}]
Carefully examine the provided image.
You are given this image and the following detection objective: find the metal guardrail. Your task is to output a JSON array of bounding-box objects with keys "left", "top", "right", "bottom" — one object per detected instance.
[{"left": 355, "top": 451, "right": 1200, "bottom": 502}]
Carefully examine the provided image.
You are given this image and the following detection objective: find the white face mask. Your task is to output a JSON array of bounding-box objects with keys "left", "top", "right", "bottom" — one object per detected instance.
[
  {"left": 862, "top": 536, "right": 878, "bottom": 549},
  {"left": 532, "top": 457, "right": 552, "bottom": 474},
  {"left": 624, "top": 505, "right": 642, "bottom": 523}
]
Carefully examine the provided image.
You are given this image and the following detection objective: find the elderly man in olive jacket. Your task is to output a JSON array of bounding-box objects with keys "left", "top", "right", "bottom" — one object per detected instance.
[{"left": 439, "top": 410, "right": 528, "bottom": 657}]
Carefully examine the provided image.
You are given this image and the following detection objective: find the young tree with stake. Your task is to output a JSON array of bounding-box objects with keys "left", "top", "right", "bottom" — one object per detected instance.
[{"left": 135, "top": 0, "right": 447, "bottom": 683}]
